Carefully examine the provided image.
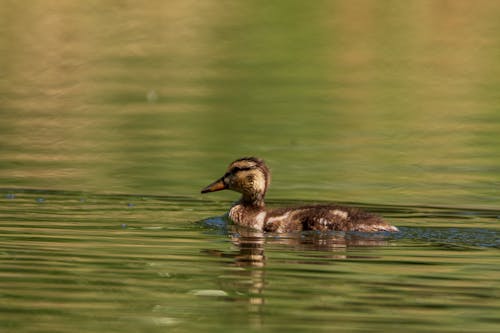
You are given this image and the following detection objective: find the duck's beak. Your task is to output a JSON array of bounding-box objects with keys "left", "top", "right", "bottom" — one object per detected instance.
[{"left": 201, "top": 177, "right": 227, "bottom": 194}]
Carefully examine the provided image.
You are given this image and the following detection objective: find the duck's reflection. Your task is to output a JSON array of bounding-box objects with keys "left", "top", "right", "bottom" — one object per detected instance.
[
  {"left": 229, "top": 228, "right": 266, "bottom": 268},
  {"left": 226, "top": 224, "right": 390, "bottom": 259},
  {"left": 202, "top": 220, "right": 391, "bottom": 328},
  {"left": 203, "top": 221, "right": 391, "bottom": 269}
]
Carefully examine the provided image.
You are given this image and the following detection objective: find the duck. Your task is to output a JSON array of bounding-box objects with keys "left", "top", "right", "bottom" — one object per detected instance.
[{"left": 201, "top": 157, "right": 398, "bottom": 233}]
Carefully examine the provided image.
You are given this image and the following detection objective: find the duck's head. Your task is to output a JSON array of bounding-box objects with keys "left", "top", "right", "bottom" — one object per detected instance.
[{"left": 201, "top": 157, "right": 271, "bottom": 206}]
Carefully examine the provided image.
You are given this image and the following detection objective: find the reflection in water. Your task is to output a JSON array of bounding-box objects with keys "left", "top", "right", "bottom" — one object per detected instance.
[
  {"left": 207, "top": 223, "right": 393, "bottom": 265},
  {"left": 202, "top": 227, "right": 267, "bottom": 328},
  {"left": 202, "top": 217, "right": 393, "bottom": 264},
  {"left": 229, "top": 228, "right": 266, "bottom": 268},
  {"left": 228, "top": 228, "right": 266, "bottom": 328},
  {"left": 202, "top": 218, "right": 393, "bottom": 327},
  {"left": 200, "top": 212, "right": 499, "bottom": 329}
]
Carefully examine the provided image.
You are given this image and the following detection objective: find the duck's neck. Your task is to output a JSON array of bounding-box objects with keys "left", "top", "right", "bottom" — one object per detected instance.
[{"left": 240, "top": 192, "right": 266, "bottom": 208}]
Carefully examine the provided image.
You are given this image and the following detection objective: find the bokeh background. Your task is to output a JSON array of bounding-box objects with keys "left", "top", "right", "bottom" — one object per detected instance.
[
  {"left": 1, "top": 1, "right": 499, "bottom": 206},
  {"left": 1, "top": 2, "right": 500, "bottom": 333}
]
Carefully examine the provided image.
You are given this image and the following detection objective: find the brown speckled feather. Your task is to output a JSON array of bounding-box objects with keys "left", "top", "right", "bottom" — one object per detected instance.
[{"left": 263, "top": 205, "right": 395, "bottom": 232}]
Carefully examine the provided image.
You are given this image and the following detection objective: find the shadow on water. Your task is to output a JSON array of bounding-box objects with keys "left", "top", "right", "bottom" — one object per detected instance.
[
  {"left": 200, "top": 213, "right": 500, "bottom": 251},
  {"left": 393, "top": 226, "right": 500, "bottom": 249}
]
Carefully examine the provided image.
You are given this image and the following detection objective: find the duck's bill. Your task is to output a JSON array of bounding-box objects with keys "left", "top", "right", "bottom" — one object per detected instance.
[{"left": 201, "top": 178, "right": 227, "bottom": 193}]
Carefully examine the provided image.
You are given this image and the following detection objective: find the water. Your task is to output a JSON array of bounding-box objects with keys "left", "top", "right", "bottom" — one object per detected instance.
[
  {"left": 1, "top": 1, "right": 500, "bottom": 332},
  {"left": 1, "top": 190, "right": 499, "bottom": 333}
]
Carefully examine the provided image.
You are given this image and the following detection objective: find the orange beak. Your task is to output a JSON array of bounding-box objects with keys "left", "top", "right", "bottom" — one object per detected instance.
[{"left": 201, "top": 177, "right": 227, "bottom": 194}]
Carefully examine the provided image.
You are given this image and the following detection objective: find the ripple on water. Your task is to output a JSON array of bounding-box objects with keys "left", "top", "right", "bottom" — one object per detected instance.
[
  {"left": 393, "top": 226, "right": 500, "bottom": 249},
  {"left": 1, "top": 188, "right": 500, "bottom": 333}
]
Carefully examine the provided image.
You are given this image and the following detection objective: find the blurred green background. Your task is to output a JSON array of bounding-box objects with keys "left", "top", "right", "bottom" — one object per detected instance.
[
  {"left": 1, "top": 0, "right": 499, "bottom": 207},
  {"left": 1, "top": 2, "right": 500, "bottom": 333}
]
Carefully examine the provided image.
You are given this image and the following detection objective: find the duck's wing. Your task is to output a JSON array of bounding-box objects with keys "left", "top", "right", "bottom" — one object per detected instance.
[{"left": 264, "top": 204, "right": 397, "bottom": 232}]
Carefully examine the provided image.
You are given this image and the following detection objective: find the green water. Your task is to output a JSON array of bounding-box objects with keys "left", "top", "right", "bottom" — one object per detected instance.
[{"left": 1, "top": 1, "right": 499, "bottom": 332}]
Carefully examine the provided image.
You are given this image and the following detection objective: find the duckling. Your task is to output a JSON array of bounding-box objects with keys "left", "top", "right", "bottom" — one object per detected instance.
[{"left": 201, "top": 157, "right": 398, "bottom": 233}]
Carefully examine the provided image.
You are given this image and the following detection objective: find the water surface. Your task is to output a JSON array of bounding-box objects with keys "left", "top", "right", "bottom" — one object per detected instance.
[
  {"left": 1, "top": 189, "right": 499, "bottom": 332},
  {"left": 1, "top": 1, "right": 499, "bottom": 332}
]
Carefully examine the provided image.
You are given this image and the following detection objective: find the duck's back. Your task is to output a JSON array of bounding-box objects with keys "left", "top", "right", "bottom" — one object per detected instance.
[{"left": 263, "top": 204, "right": 397, "bottom": 233}]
